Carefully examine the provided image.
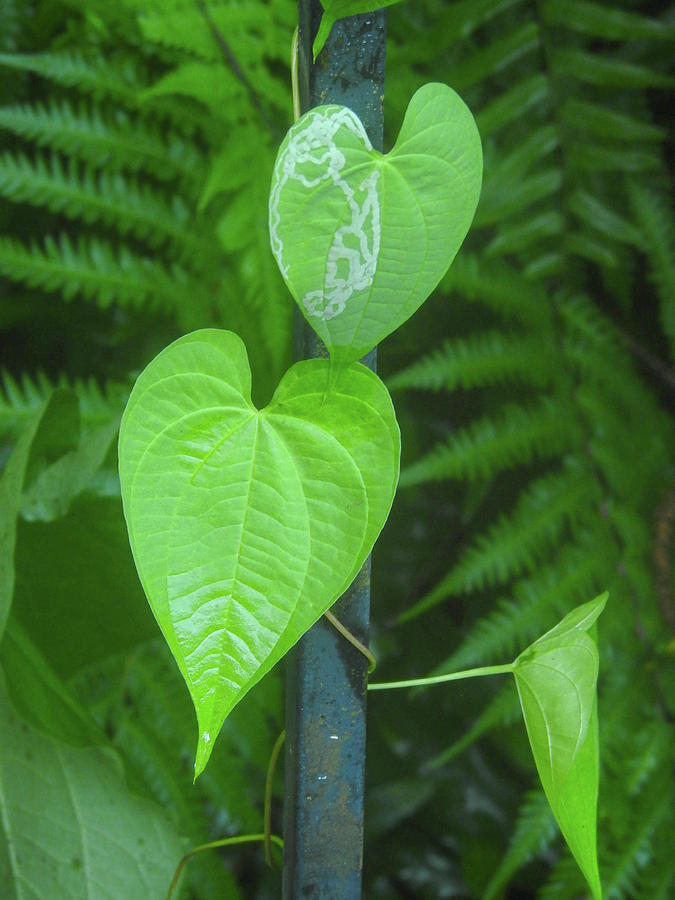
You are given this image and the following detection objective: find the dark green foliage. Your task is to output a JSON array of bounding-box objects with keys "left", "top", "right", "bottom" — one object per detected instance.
[
  {"left": 0, "top": 0, "right": 673, "bottom": 897},
  {"left": 370, "top": 0, "right": 674, "bottom": 895}
]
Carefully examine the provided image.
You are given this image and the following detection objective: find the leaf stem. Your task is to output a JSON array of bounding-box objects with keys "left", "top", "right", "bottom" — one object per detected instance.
[
  {"left": 368, "top": 663, "right": 514, "bottom": 691},
  {"left": 264, "top": 730, "right": 286, "bottom": 869},
  {"left": 166, "top": 833, "right": 283, "bottom": 899},
  {"left": 324, "top": 608, "right": 377, "bottom": 673}
]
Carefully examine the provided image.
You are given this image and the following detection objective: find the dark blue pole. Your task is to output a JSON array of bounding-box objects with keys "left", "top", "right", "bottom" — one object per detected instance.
[{"left": 282, "top": 4, "right": 386, "bottom": 898}]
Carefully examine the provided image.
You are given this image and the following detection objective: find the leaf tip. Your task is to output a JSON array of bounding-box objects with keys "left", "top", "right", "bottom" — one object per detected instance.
[
  {"left": 312, "top": 15, "right": 335, "bottom": 61},
  {"left": 193, "top": 729, "right": 214, "bottom": 781}
]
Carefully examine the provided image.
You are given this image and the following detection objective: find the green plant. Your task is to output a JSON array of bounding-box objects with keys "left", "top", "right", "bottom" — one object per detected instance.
[
  {"left": 117, "top": 77, "right": 605, "bottom": 897},
  {"left": 0, "top": 1, "right": 672, "bottom": 897}
]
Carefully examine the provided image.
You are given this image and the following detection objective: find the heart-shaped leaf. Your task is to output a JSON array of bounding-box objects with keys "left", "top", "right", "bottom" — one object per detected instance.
[
  {"left": 513, "top": 593, "right": 607, "bottom": 900},
  {"left": 119, "top": 329, "right": 399, "bottom": 776},
  {"left": 269, "top": 82, "right": 482, "bottom": 366}
]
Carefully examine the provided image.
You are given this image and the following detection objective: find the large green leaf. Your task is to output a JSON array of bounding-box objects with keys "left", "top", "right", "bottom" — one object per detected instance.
[
  {"left": 0, "top": 671, "right": 184, "bottom": 898},
  {"left": 118, "top": 329, "right": 399, "bottom": 776},
  {"left": 513, "top": 593, "right": 607, "bottom": 900},
  {"left": 269, "top": 82, "right": 482, "bottom": 366}
]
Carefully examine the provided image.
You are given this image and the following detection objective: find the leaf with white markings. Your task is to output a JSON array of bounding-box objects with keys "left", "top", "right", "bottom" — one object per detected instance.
[{"left": 269, "top": 82, "right": 482, "bottom": 366}]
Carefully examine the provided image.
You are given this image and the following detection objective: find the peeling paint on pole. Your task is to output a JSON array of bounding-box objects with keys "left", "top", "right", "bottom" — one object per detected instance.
[{"left": 283, "top": 4, "right": 385, "bottom": 897}]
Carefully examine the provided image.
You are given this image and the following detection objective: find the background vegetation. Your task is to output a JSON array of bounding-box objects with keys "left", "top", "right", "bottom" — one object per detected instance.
[{"left": 0, "top": 0, "right": 673, "bottom": 897}]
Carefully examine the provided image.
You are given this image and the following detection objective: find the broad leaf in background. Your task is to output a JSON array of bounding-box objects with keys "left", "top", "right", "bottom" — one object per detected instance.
[
  {"left": 0, "top": 671, "right": 184, "bottom": 898},
  {"left": 269, "top": 82, "right": 482, "bottom": 366},
  {"left": 1, "top": 618, "right": 103, "bottom": 746},
  {"left": 513, "top": 593, "right": 608, "bottom": 900},
  {"left": 13, "top": 495, "right": 157, "bottom": 677},
  {"left": 20, "top": 416, "right": 120, "bottom": 523},
  {"left": 119, "top": 329, "right": 399, "bottom": 776},
  {"left": 313, "top": 1, "right": 407, "bottom": 59},
  {"left": 0, "top": 389, "right": 76, "bottom": 639}
]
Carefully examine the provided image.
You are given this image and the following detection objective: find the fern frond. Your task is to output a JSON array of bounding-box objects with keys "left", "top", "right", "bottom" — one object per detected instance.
[
  {"left": 0, "top": 151, "right": 209, "bottom": 253},
  {"left": 451, "top": 23, "right": 540, "bottom": 91},
  {"left": 0, "top": 369, "right": 127, "bottom": 439},
  {"left": 387, "top": 332, "right": 554, "bottom": 393},
  {"left": 484, "top": 789, "right": 556, "bottom": 900},
  {"left": 559, "top": 98, "right": 665, "bottom": 143},
  {"left": 476, "top": 169, "right": 562, "bottom": 229},
  {"left": 401, "top": 466, "right": 600, "bottom": 620},
  {"left": 476, "top": 73, "right": 550, "bottom": 137},
  {"left": 400, "top": 398, "right": 575, "bottom": 487},
  {"left": 0, "top": 233, "right": 189, "bottom": 309},
  {"left": 601, "top": 787, "right": 671, "bottom": 900},
  {"left": 537, "top": 854, "right": 588, "bottom": 900},
  {"left": 486, "top": 210, "right": 564, "bottom": 257},
  {"left": 0, "top": 51, "right": 142, "bottom": 105},
  {"left": 552, "top": 48, "right": 674, "bottom": 89},
  {"left": 427, "top": 683, "right": 520, "bottom": 769},
  {"left": 433, "top": 535, "right": 612, "bottom": 672},
  {"left": 392, "top": 0, "right": 528, "bottom": 65},
  {"left": 0, "top": 1, "right": 20, "bottom": 54},
  {"left": 567, "top": 189, "right": 645, "bottom": 249},
  {"left": 480, "top": 124, "right": 558, "bottom": 195},
  {"left": 135, "top": 2, "right": 275, "bottom": 61},
  {"left": 541, "top": 0, "right": 674, "bottom": 42},
  {"left": 440, "top": 254, "right": 552, "bottom": 329},
  {"left": 627, "top": 180, "right": 675, "bottom": 359},
  {"left": 0, "top": 369, "right": 53, "bottom": 437},
  {"left": 566, "top": 141, "right": 660, "bottom": 173},
  {"left": 0, "top": 99, "right": 203, "bottom": 185},
  {"left": 634, "top": 826, "right": 675, "bottom": 900}
]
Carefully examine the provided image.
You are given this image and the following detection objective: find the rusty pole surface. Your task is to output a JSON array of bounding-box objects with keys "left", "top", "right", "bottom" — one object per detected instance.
[{"left": 282, "top": 4, "right": 386, "bottom": 898}]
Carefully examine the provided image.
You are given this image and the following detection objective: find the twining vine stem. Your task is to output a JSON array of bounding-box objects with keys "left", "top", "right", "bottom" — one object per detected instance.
[
  {"left": 166, "top": 834, "right": 284, "bottom": 900},
  {"left": 264, "top": 730, "right": 286, "bottom": 868}
]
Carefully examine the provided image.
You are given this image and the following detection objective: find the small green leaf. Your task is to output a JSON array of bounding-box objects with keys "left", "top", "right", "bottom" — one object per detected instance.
[
  {"left": 269, "top": 82, "right": 482, "bottom": 366},
  {"left": 513, "top": 592, "right": 608, "bottom": 900},
  {"left": 119, "top": 329, "right": 399, "bottom": 776},
  {"left": 313, "top": 1, "right": 406, "bottom": 60}
]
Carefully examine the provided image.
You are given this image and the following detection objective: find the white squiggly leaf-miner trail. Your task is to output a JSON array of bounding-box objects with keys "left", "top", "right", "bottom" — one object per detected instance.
[{"left": 269, "top": 106, "right": 381, "bottom": 321}]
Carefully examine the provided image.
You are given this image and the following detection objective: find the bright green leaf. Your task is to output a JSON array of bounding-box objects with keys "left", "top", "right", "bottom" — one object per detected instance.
[
  {"left": 269, "top": 82, "right": 482, "bottom": 366},
  {"left": 118, "top": 329, "right": 399, "bottom": 776},
  {"left": 513, "top": 592, "right": 608, "bottom": 900},
  {"left": 314, "top": 1, "right": 406, "bottom": 60},
  {"left": 0, "top": 672, "right": 184, "bottom": 898}
]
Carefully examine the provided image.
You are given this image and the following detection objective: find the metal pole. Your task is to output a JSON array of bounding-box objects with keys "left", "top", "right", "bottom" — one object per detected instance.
[{"left": 283, "top": 4, "right": 386, "bottom": 898}]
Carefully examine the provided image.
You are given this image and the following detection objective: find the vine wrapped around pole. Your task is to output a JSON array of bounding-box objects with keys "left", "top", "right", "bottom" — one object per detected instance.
[{"left": 282, "top": 4, "right": 386, "bottom": 897}]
